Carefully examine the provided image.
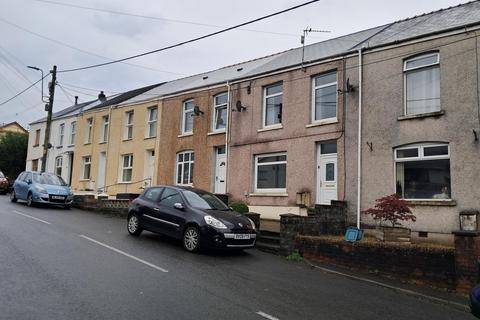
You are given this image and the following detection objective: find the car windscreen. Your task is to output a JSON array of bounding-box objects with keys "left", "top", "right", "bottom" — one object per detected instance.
[
  {"left": 33, "top": 173, "right": 67, "bottom": 186},
  {"left": 182, "top": 190, "right": 229, "bottom": 210}
]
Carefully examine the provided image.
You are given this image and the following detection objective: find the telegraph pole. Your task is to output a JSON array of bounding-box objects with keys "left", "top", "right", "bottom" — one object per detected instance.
[{"left": 41, "top": 65, "right": 57, "bottom": 172}]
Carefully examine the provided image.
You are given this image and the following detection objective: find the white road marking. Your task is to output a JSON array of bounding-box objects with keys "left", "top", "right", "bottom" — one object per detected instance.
[
  {"left": 12, "top": 210, "right": 51, "bottom": 225},
  {"left": 79, "top": 235, "right": 168, "bottom": 273},
  {"left": 256, "top": 311, "right": 280, "bottom": 320}
]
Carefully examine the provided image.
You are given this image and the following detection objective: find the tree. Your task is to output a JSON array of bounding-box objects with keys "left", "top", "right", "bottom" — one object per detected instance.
[
  {"left": 362, "top": 193, "right": 416, "bottom": 227},
  {"left": 0, "top": 132, "right": 28, "bottom": 180}
]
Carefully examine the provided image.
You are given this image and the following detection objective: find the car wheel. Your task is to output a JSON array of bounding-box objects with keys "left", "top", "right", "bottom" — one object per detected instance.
[
  {"left": 10, "top": 190, "right": 17, "bottom": 203},
  {"left": 183, "top": 226, "right": 201, "bottom": 252},
  {"left": 127, "top": 213, "right": 143, "bottom": 236},
  {"left": 26, "top": 193, "right": 35, "bottom": 207}
]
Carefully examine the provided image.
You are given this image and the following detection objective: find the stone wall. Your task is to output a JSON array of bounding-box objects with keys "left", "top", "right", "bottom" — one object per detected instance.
[
  {"left": 295, "top": 235, "right": 456, "bottom": 290},
  {"left": 73, "top": 195, "right": 131, "bottom": 217}
]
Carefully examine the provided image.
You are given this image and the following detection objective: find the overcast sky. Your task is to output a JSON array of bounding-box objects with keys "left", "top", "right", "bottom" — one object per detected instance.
[{"left": 0, "top": 0, "right": 471, "bottom": 128}]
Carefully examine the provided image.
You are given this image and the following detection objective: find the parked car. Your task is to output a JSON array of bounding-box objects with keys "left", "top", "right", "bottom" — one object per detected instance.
[
  {"left": 0, "top": 171, "right": 8, "bottom": 194},
  {"left": 471, "top": 284, "right": 480, "bottom": 318},
  {"left": 10, "top": 171, "right": 74, "bottom": 209},
  {"left": 127, "top": 186, "right": 257, "bottom": 252}
]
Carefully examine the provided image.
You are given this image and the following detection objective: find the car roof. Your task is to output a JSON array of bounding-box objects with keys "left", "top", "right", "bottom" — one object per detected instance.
[{"left": 148, "top": 185, "right": 206, "bottom": 193}]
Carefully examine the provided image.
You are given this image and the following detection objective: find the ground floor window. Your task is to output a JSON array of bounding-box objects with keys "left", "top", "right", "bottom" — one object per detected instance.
[
  {"left": 32, "top": 159, "right": 39, "bottom": 172},
  {"left": 55, "top": 156, "right": 62, "bottom": 176},
  {"left": 82, "top": 156, "right": 91, "bottom": 180},
  {"left": 395, "top": 143, "right": 450, "bottom": 199},
  {"left": 176, "top": 151, "right": 194, "bottom": 186},
  {"left": 121, "top": 154, "right": 133, "bottom": 182},
  {"left": 254, "top": 152, "right": 287, "bottom": 193}
]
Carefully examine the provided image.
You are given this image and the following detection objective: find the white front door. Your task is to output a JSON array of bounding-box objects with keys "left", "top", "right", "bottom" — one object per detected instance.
[
  {"left": 97, "top": 152, "right": 106, "bottom": 191},
  {"left": 144, "top": 150, "right": 155, "bottom": 186},
  {"left": 316, "top": 146, "right": 338, "bottom": 205},
  {"left": 214, "top": 146, "right": 226, "bottom": 194}
]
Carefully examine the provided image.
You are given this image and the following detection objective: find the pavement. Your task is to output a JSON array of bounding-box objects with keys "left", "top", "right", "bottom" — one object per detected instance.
[{"left": 0, "top": 194, "right": 475, "bottom": 320}]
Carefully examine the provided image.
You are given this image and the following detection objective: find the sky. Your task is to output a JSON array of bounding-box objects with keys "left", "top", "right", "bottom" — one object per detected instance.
[{"left": 0, "top": 0, "right": 472, "bottom": 128}]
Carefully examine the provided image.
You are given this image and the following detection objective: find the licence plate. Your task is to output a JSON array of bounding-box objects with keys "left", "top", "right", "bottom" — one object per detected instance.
[
  {"left": 234, "top": 234, "right": 251, "bottom": 240},
  {"left": 51, "top": 195, "right": 65, "bottom": 200}
]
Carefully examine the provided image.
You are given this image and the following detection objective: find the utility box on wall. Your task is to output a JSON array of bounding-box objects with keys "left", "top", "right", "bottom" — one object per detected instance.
[
  {"left": 459, "top": 210, "right": 480, "bottom": 231},
  {"left": 296, "top": 191, "right": 312, "bottom": 208}
]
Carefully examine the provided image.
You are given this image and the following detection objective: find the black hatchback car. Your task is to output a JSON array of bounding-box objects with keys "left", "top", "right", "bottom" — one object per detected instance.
[{"left": 127, "top": 186, "right": 257, "bottom": 252}]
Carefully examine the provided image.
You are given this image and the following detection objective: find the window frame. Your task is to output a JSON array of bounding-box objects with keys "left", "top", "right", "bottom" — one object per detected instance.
[
  {"left": 146, "top": 107, "right": 158, "bottom": 138},
  {"left": 101, "top": 115, "right": 109, "bottom": 143},
  {"left": 58, "top": 123, "right": 65, "bottom": 147},
  {"left": 394, "top": 143, "right": 450, "bottom": 200},
  {"left": 262, "top": 83, "right": 283, "bottom": 129},
  {"left": 254, "top": 152, "right": 287, "bottom": 194},
  {"left": 182, "top": 100, "right": 194, "bottom": 134},
  {"left": 176, "top": 150, "right": 194, "bottom": 186},
  {"left": 403, "top": 52, "right": 440, "bottom": 116},
  {"left": 70, "top": 121, "right": 76, "bottom": 145},
  {"left": 82, "top": 156, "right": 91, "bottom": 180},
  {"left": 124, "top": 111, "right": 134, "bottom": 140},
  {"left": 120, "top": 154, "right": 134, "bottom": 183},
  {"left": 212, "top": 93, "right": 228, "bottom": 133},
  {"left": 311, "top": 71, "right": 338, "bottom": 123},
  {"left": 55, "top": 156, "right": 63, "bottom": 176},
  {"left": 85, "top": 118, "right": 93, "bottom": 144},
  {"left": 34, "top": 129, "right": 40, "bottom": 146}
]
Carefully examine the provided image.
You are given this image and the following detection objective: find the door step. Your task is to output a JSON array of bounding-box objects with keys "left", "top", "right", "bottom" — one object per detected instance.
[{"left": 256, "top": 230, "right": 280, "bottom": 254}]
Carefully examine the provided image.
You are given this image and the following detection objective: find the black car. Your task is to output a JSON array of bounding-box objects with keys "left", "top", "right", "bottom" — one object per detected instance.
[{"left": 127, "top": 186, "right": 257, "bottom": 252}]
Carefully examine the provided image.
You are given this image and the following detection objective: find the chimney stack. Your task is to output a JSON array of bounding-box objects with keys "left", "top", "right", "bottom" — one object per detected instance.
[
  {"left": 98, "top": 91, "right": 106, "bottom": 102},
  {"left": 75, "top": 96, "right": 78, "bottom": 105}
]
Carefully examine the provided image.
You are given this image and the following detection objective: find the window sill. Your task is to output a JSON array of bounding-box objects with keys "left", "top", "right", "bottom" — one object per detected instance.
[
  {"left": 122, "top": 138, "right": 133, "bottom": 142},
  {"left": 56, "top": 146, "right": 63, "bottom": 149},
  {"left": 144, "top": 136, "right": 156, "bottom": 140},
  {"left": 249, "top": 193, "right": 288, "bottom": 197},
  {"left": 117, "top": 181, "right": 132, "bottom": 184},
  {"left": 79, "top": 179, "right": 90, "bottom": 182},
  {"left": 405, "top": 199, "right": 456, "bottom": 206},
  {"left": 67, "top": 145, "right": 75, "bottom": 148},
  {"left": 178, "top": 133, "right": 193, "bottom": 138},
  {"left": 84, "top": 142, "right": 91, "bottom": 145},
  {"left": 207, "top": 131, "right": 226, "bottom": 136},
  {"left": 257, "top": 125, "right": 283, "bottom": 133},
  {"left": 33, "top": 144, "right": 39, "bottom": 148},
  {"left": 99, "top": 141, "right": 107, "bottom": 145},
  {"left": 306, "top": 119, "right": 338, "bottom": 128},
  {"left": 398, "top": 110, "right": 445, "bottom": 121}
]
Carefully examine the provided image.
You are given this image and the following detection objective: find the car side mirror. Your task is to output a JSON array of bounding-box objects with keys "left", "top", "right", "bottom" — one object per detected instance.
[
  {"left": 27, "top": 179, "right": 32, "bottom": 185},
  {"left": 173, "top": 203, "right": 184, "bottom": 210}
]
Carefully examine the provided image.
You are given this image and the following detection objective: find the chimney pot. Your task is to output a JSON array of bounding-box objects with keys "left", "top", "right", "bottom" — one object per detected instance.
[
  {"left": 75, "top": 96, "right": 78, "bottom": 105},
  {"left": 98, "top": 91, "right": 106, "bottom": 102}
]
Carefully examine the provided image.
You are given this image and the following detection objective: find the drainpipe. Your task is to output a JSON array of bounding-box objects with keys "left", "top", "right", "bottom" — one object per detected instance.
[
  {"left": 356, "top": 48, "right": 363, "bottom": 229},
  {"left": 103, "top": 106, "right": 113, "bottom": 194},
  {"left": 225, "top": 81, "right": 231, "bottom": 195}
]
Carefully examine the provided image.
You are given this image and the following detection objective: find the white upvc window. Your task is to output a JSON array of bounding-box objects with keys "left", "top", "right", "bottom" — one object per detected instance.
[
  {"left": 58, "top": 123, "right": 65, "bottom": 147},
  {"left": 404, "top": 53, "right": 440, "bottom": 115},
  {"left": 176, "top": 150, "right": 194, "bottom": 186},
  {"left": 146, "top": 107, "right": 158, "bottom": 138},
  {"left": 101, "top": 115, "right": 109, "bottom": 143},
  {"left": 70, "top": 121, "right": 76, "bottom": 145},
  {"left": 263, "top": 83, "right": 283, "bottom": 128},
  {"left": 212, "top": 93, "right": 227, "bottom": 132},
  {"left": 120, "top": 154, "right": 133, "bottom": 182},
  {"left": 395, "top": 143, "right": 450, "bottom": 200},
  {"left": 85, "top": 118, "right": 93, "bottom": 144},
  {"left": 312, "top": 71, "right": 337, "bottom": 122},
  {"left": 124, "top": 111, "right": 134, "bottom": 140},
  {"left": 254, "top": 152, "right": 287, "bottom": 193},
  {"left": 82, "top": 156, "right": 91, "bottom": 180},
  {"left": 55, "top": 156, "right": 62, "bottom": 176},
  {"left": 182, "top": 100, "right": 194, "bottom": 134}
]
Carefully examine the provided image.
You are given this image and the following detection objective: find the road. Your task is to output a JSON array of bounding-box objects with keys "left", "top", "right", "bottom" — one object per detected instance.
[{"left": 0, "top": 195, "right": 474, "bottom": 320}]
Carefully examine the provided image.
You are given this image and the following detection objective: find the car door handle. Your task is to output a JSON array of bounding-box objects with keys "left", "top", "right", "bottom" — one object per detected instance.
[{"left": 153, "top": 207, "right": 160, "bottom": 211}]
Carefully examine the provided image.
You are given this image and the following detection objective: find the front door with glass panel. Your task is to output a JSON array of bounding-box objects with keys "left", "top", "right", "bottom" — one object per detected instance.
[
  {"left": 316, "top": 142, "right": 338, "bottom": 204},
  {"left": 97, "top": 152, "right": 106, "bottom": 191},
  {"left": 214, "top": 146, "right": 226, "bottom": 194}
]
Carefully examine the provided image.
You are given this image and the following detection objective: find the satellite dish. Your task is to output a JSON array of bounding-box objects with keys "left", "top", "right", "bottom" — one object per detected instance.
[
  {"left": 235, "top": 100, "right": 247, "bottom": 112},
  {"left": 193, "top": 105, "right": 204, "bottom": 116}
]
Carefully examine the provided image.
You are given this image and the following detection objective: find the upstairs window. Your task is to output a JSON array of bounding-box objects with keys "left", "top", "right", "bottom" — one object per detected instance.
[
  {"left": 34, "top": 129, "right": 40, "bottom": 146},
  {"left": 58, "top": 123, "right": 65, "bottom": 146},
  {"left": 124, "top": 111, "right": 134, "bottom": 140},
  {"left": 85, "top": 118, "right": 93, "bottom": 144},
  {"left": 404, "top": 53, "right": 440, "bottom": 115},
  {"left": 395, "top": 143, "right": 450, "bottom": 200},
  {"left": 182, "top": 100, "right": 194, "bottom": 134},
  {"left": 213, "top": 93, "right": 227, "bottom": 132},
  {"left": 101, "top": 115, "right": 109, "bottom": 143},
  {"left": 146, "top": 107, "right": 158, "bottom": 138},
  {"left": 312, "top": 72, "right": 337, "bottom": 122},
  {"left": 121, "top": 154, "right": 133, "bottom": 182},
  {"left": 70, "top": 122, "right": 76, "bottom": 145},
  {"left": 263, "top": 83, "right": 283, "bottom": 128}
]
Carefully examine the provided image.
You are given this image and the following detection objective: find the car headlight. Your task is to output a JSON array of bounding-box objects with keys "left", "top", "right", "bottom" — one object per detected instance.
[
  {"left": 247, "top": 218, "right": 256, "bottom": 230},
  {"left": 204, "top": 215, "right": 227, "bottom": 229},
  {"left": 35, "top": 185, "right": 47, "bottom": 194}
]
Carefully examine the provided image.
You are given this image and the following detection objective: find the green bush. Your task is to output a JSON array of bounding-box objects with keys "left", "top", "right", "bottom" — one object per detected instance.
[
  {"left": 286, "top": 250, "right": 303, "bottom": 262},
  {"left": 229, "top": 202, "right": 249, "bottom": 214}
]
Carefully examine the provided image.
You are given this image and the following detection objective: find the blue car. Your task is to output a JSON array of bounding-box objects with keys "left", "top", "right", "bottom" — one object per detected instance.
[{"left": 10, "top": 171, "right": 74, "bottom": 209}]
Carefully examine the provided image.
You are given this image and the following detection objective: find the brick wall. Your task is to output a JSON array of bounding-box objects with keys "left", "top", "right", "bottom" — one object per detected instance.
[{"left": 296, "top": 235, "right": 456, "bottom": 290}]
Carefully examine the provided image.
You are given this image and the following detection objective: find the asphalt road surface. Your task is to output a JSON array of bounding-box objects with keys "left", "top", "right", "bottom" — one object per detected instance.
[{"left": 0, "top": 195, "right": 474, "bottom": 320}]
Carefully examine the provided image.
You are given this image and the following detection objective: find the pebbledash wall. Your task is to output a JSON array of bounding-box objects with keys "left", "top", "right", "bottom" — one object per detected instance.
[
  {"left": 228, "top": 61, "right": 346, "bottom": 220},
  {"left": 344, "top": 31, "right": 480, "bottom": 243}
]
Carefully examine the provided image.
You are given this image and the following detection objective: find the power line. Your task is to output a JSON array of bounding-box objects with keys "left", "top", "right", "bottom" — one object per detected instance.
[
  {"left": 57, "top": 0, "right": 322, "bottom": 73},
  {"left": 0, "top": 75, "right": 47, "bottom": 106},
  {"left": 31, "top": 0, "right": 322, "bottom": 39}
]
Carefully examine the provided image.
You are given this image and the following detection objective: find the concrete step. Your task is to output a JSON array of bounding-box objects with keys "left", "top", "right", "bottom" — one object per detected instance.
[
  {"left": 259, "top": 230, "right": 280, "bottom": 238},
  {"left": 256, "top": 241, "right": 280, "bottom": 254}
]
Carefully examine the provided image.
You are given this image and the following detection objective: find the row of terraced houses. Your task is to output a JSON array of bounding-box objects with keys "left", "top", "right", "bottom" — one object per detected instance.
[{"left": 26, "top": 2, "right": 480, "bottom": 244}]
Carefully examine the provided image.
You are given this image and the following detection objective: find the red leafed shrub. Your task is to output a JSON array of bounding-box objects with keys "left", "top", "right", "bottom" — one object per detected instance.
[{"left": 363, "top": 194, "right": 416, "bottom": 227}]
